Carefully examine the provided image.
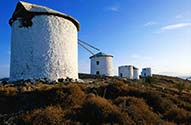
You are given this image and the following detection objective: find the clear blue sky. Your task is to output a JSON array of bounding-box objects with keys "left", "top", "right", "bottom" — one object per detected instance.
[{"left": 0, "top": 0, "right": 191, "bottom": 78}]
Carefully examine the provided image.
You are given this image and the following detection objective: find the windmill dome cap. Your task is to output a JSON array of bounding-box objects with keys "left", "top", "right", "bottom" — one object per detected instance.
[
  {"left": 89, "top": 52, "right": 113, "bottom": 59},
  {"left": 9, "top": 1, "right": 80, "bottom": 31}
]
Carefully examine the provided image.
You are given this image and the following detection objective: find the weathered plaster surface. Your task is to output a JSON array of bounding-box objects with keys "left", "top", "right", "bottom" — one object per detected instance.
[
  {"left": 119, "top": 66, "right": 140, "bottom": 80},
  {"left": 90, "top": 56, "right": 114, "bottom": 76},
  {"left": 141, "top": 68, "right": 152, "bottom": 77},
  {"left": 133, "top": 69, "right": 139, "bottom": 80},
  {"left": 10, "top": 15, "right": 78, "bottom": 81},
  {"left": 118, "top": 66, "right": 133, "bottom": 79}
]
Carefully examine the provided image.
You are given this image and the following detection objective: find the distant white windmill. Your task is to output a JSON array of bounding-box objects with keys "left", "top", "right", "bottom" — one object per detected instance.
[
  {"left": 141, "top": 68, "right": 152, "bottom": 77},
  {"left": 78, "top": 39, "right": 114, "bottom": 76},
  {"left": 118, "top": 65, "right": 139, "bottom": 80}
]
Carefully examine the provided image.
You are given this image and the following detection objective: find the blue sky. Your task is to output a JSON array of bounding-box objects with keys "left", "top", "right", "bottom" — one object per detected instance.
[{"left": 0, "top": 0, "right": 191, "bottom": 78}]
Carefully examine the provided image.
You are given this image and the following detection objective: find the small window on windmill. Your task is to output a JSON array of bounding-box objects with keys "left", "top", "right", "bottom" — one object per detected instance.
[
  {"left": 96, "top": 71, "right": 100, "bottom": 75},
  {"left": 96, "top": 61, "right": 99, "bottom": 65},
  {"left": 120, "top": 73, "right": 123, "bottom": 77}
]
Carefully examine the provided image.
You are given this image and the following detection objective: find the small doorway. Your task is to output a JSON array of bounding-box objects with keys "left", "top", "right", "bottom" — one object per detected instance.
[
  {"left": 120, "top": 73, "right": 123, "bottom": 77},
  {"left": 96, "top": 71, "right": 100, "bottom": 75}
]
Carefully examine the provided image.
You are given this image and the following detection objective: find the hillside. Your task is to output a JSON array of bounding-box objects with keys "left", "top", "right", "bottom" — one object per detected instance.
[{"left": 0, "top": 75, "right": 191, "bottom": 125}]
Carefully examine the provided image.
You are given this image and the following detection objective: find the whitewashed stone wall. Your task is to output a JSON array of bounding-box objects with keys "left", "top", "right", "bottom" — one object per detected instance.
[
  {"left": 118, "top": 66, "right": 133, "bottom": 79},
  {"left": 141, "top": 68, "right": 152, "bottom": 77},
  {"left": 90, "top": 56, "right": 114, "bottom": 76},
  {"left": 133, "top": 69, "right": 139, "bottom": 80},
  {"left": 10, "top": 15, "right": 78, "bottom": 81}
]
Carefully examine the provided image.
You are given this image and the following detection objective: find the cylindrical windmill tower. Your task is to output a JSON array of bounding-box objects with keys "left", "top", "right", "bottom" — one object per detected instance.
[
  {"left": 141, "top": 68, "right": 152, "bottom": 77},
  {"left": 118, "top": 65, "right": 133, "bottom": 79},
  {"left": 9, "top": 1, "right": 80, "bottom": 82},
  {"left": 90, "top": 52, "right": 114, "bottom": 76}
]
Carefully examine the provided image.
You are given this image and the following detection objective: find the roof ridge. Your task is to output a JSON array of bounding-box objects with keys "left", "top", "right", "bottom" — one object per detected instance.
[{"left": 89, "top": 52, "right": 113, "bottom": 59}]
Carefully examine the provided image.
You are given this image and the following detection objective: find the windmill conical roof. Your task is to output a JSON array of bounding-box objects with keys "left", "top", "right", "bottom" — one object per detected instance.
[
  {"left": 9, "top": 1, "right": 80, "bottom": 31},
  {"left": 89, "top": 52, "right": 113, "bottom": 59}
]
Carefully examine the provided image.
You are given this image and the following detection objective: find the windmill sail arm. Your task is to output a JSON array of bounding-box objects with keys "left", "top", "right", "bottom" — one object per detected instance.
[
  {"left": 78, "top": 42, "right": 95, "bottom": 55},
  {"left": 78, "top": 39, "right": 100, "bottom": 51}
]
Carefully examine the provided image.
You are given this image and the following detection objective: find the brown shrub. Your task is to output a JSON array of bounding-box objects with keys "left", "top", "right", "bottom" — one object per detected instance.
[
  {"left": 0, "top": 85, "right": 3, "bottom": 91},
  {"left": 0, "top": 76, "right": 191, "bottom": 124},
  {"left": 23, "top": 105, "right": 64, "bottom": 125},
  {"left": 93, "top": 79, "right": 129, "bottom": 99},
  {"left": 124, "top": 87, "right": 175, "bottom": 114},
  {"left": 175, "top": 82, "right": 186, "bottom": 93},
  {"left": 34, "top": 82, "right": 54, "bottom": 91},
  {"left": 38, "top": 84, "right": 54, "bottom": 91},
  {"left": 114, "top": 96, "right": 162, "bottom": 124},
  {"left": 142, "top": 91, "right": 175, "bottom": 114},
  {"left": 56, "top": 84, "right": 85, "bottom": 108},
  {"left": 179, "top": 94, "right": 191, "bottom": 103},
  {"left": 0, "top": 87, "right": 18, "bottom": 95},
  {"left": 178, "top": 102, "right": 191, "bottom": 112},
  {"left": 54, "top": 83, "right": 66, "bottom": 89},
  {"left": 74, "top": 94, "right": 133, "bottom": 125},
  {"left": 65, "top": 84, "right": 85, "bottom": 107},
  {"left": 125, "top": 86, "right": 144, "bottom": 97},
  {"left": 163, "top": 121, "right": 176, "bottom": 125},
  {"left": 0, "top": 83, "right": 85, "bottom": 115},
  {"left": 164, "top": 107, "right": 191, "bottom": 123},
  {"left": 76, "top": 84, "right": 87, "bottom": 92}
]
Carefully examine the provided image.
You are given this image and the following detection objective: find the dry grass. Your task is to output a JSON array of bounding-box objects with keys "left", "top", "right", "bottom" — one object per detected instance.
[{"left": 0, "top": 75, "right": 191, "bottom": 124}]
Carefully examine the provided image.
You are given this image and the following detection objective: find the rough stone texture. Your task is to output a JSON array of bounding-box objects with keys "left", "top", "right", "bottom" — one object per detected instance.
[
  {"left": 10, "top": 15, "right": 78, "bottom": 81},
  {"left": 90, "top": 56, "right": 114, "bottom": 76}
]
